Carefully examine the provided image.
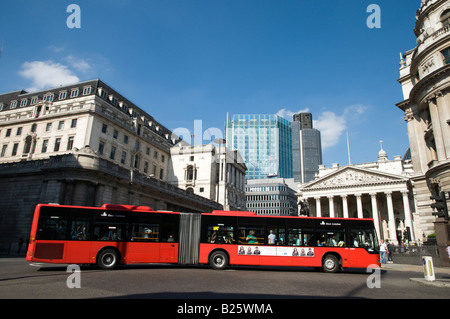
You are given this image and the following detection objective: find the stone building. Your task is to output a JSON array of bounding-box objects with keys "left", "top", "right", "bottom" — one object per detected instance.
[
  {"left": 0, "top": 79, "right": 175, "bottom": 179},
  {"left": 0, "top": 79, "right": 222, "bottom": 253},
  {"left": 397, "top": 0, "right": 450, "bottom": 265},
  {"left": 167, "top": 144, "right": 247, "bottom": 211},
  {"left": 298, "top": 148, "right": 416, "bottom": 245}
]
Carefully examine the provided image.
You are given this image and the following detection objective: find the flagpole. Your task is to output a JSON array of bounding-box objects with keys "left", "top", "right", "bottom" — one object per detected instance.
[{"left": 347, "top": 131, "right": 351, "bottom": 165}]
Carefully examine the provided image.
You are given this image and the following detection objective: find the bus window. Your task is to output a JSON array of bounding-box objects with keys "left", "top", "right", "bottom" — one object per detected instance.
[
  {"left": 238, "top": 227, "right": 264, "bottom": 245},
  {"left": 287, "top": 228, "right": 315, "bottom": 246},
  {"left": 316, "top": 229, "right": 346, "bottom": 247},
  {"left": 206, "top": 225, "right": 235, "bottom": 244},
  {"left": 36, "top": 208, "right": 70, "bottom": 240},
  {"left": 70, "top": 212, "right": 91, "bottom": 240},
  {"left": 131, "top": 224, "right": 159, "bottom": 242},
  {"left": 160, "top": 213, "right": 179, "bottom": 242},
  {"left": 94, "top": 222, "right": 128, "bottom": 241},
  {"left": 350, "top": 227, "right": 379, "bottom": 252}
]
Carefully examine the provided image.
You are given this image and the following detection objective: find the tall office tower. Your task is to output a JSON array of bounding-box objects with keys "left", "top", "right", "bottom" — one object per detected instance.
[
  {"left": 225, "top": 114, "right": 292, "bottom": 180},
  {"left": 292, "top": 112, "right": 322, "bottom": 183}
]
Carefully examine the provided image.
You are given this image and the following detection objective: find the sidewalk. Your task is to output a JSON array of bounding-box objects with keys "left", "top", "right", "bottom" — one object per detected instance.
[{"left": 381, "top": 263, "right": 450, "bottom": 288}]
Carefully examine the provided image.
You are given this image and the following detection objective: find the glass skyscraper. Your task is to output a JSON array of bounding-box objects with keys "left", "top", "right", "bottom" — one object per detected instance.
[{"left": 225, "top": 114, "right": 293, "bottom": 180}]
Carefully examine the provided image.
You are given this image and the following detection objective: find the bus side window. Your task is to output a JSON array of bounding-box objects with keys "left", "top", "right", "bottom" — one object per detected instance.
[
  {"left": 36, "top": 209, "right": 70, "bottom": 240},
  {"left": 316, "top": 229, "right": 346, "bottom": 247},
  {"left": 70, "top": 215, "right": 91, "bottom": 241}
]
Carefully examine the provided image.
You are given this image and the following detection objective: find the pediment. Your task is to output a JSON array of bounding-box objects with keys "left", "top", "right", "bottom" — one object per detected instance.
[{"left": 301, "top": 166, "right": 407, "bottom": 190}]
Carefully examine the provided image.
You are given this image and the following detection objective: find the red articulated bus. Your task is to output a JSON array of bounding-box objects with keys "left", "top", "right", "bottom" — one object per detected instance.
[{"left": 27, "top": 204, "right": 380, "bottom": 272}]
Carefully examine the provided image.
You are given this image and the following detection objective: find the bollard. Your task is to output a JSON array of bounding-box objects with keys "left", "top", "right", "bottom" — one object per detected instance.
[{"left": 422, "top": 256, "right": 435, "bottom": 282}]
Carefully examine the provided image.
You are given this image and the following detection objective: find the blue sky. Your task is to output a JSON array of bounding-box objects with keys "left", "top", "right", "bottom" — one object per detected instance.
[{"left": 0, "top": 0, "right": 420, "bottom": 167}]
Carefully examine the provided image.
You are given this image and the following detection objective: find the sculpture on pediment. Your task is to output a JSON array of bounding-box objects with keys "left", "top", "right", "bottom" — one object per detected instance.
[{"left": 311, "top": 169, "right": 397, "bottom": 188}]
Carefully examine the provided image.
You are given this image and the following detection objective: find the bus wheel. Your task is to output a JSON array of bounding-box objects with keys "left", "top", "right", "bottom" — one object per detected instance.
[
  {"left": 322, "top": 254, "right": 340, "bottom": 273},
  {"left": 97, "top": 249, "right": 118, "bottom": 270},
  {"left": 210, "top": 251, "right": 228, "bottom": 270}
]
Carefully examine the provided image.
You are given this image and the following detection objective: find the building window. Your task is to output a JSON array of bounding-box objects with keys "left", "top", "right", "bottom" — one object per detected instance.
[
  {"left": 30, "top": 97, "right": 38, "bottom": 105},
  {"left": 58, "top": 121, "right": 65, "bottom": 130},
  {"left": 123, "top": 135, "right": 129, "bottom": 144},
  {"left": 31, "top": 124, "right": 37, "bottom": 133},
  {"left": 113, "top": 129, "right": 118, "bottom": 139},
  {"left": 121, "top": 151, "right": 127, "bottom": 164},
  {"left": 10, "top": 101, "right": 17, "bottom": 109},
  {"left": 83, "top": 87, "right": 92, "bottom": 95},
  {"left": 67, "top": 136, "right": 74, "bottom": 150},
  {"left": 70, "top": 89, "right": 79, "bottom": 98},
  {"left": 161, "top": 155, "right": 165, "bottom": 163},
  {"left": 160, "top": 168, "right": 164, "bottom": 180},
  {"left": 98, "top": 141, "right": 105, "bottom": 155},
  {"left": 101, "top": 123, "right": 107, "bottom": 133},
  {"left": 16, "top": 127, "right": 22, "bottom": 136},
  {"left": 59, "top": 91, "right": 67, "bottom": 100},
  {"left": 441, "top": 9, "right": 450, "bottom": 27},
  {"left": 441, "top": 47, "right": 450, "bottom": 65},
  {"left": 41, "top": 140, "right": 48, "bottom": 153},
  {"left": 71, "top": 119, "right": 77, "bottom": 128},
  {"left": 110, "top": 146, "right": 116, "bottom": 160},
  {"left": 186, "top": 165, "right": 196, "bottom": 181},
  {"left": 12, "top": 143, "right": 18, "bottom": 156},
  {"left": 43, "top": 94, "right": 54, "bottom": 102},
  {"left": 5, "top": 129, "right": 11, "bottom": 137},
  {"left": 0, "top": 103, "right": 4, "bottom": 111},
  {"left": 20, "top": 99, "right": 28, "bottom": 107},
  {"left": 46, "top": 123, "right": 52, "bottom": 132},
  {"left": 1, "top": 145, "right": 7, "bottom": 157},
  {"left": 54, "top": 138, "right": 61, "bottom": 152},
  {"left": 144, "top": 161, "right": 149, "bottom": 173}
]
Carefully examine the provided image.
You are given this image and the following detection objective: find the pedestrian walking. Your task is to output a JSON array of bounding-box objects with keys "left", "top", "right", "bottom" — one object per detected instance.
[
  {"left": 379, "top": 240, "right": 387, "bottom": 264},
  {"left": 387, "top": 240, "right": 393, "bottom": 263}
]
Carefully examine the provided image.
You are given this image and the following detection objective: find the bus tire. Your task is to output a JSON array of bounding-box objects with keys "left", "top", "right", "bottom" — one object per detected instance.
[
  {"left": 209, "top": 250, "right": 228, "bottom": 270},
  {"left": 322, "top": 254, "right": 340, "bottom": 273},
  {"left": 97, "top": 249, "right": 119, "bottom": 270}
]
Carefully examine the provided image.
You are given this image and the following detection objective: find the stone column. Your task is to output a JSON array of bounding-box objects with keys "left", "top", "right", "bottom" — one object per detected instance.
[
  {"left": 328, "top": 196, "right": 335, "bottom": 218},
  {"left": 401, "top": 190, "right": 415, "bottom": 242},
  {"left": 341, "top": 195, "right": 349, "bottom": 218},
  {"left": 356, "top": 193, "right": 363, "bottom": 218},
  {"left": 385, "top": 191, "right": 398, "bottom": 245},
  {"left": 370, "top": 192, "right": 381, "bottom": 241},
  {"left": 428, "top": 96, "right": 446, "bottom": 161},
  {"left": 315, "top": 197, "right": 321, "bottom": 217}
]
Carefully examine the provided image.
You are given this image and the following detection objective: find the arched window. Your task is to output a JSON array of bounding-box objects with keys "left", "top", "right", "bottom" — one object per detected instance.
[
  {"left": 186, "top": 165, "right": 196, "bottom": 181},
  {"left": 440, "top": 9, "right": 450, "bottom": 27}
]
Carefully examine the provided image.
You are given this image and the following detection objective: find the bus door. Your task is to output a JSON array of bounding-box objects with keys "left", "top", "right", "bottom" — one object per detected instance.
[{"left": 315, "top": 220, "right": 348, "bottom": 265}]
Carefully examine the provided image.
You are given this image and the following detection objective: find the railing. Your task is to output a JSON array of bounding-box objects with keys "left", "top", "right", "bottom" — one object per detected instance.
[
  {"left": 432, "top": 24, "right": 450, "bottom": 40},
  {"left": 389, "top": 243, "right": 440, "bottom": 267}
]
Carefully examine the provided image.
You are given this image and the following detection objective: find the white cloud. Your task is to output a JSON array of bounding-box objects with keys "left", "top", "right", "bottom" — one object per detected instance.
[
  {"left": 277, "top": 104, "right": 369, "bottom": 150},
  {"left": 19, "top": 60, "right": 80, "bottom": 92},
  {"left": 314, "top": 111, "right": 346, "bottom": 149},
  {"left": 63, "top": 55, "right": 91, "bottom": 73},
  {"left": 276, "top": 107, "right": 309, "bottom": 120}
]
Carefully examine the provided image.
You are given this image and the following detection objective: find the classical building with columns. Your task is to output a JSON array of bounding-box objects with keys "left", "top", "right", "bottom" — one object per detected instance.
[
  {"left": 397, "top": 0, "right": 450, "bottom": 253},
  {"left": 298, "top": 149, "right": 417, "bottom": 245}
]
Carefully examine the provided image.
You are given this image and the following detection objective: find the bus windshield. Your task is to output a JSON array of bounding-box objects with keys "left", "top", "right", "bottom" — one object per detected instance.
[{"left": 350, "top": 226, "right": 379, "bottom": 253}]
